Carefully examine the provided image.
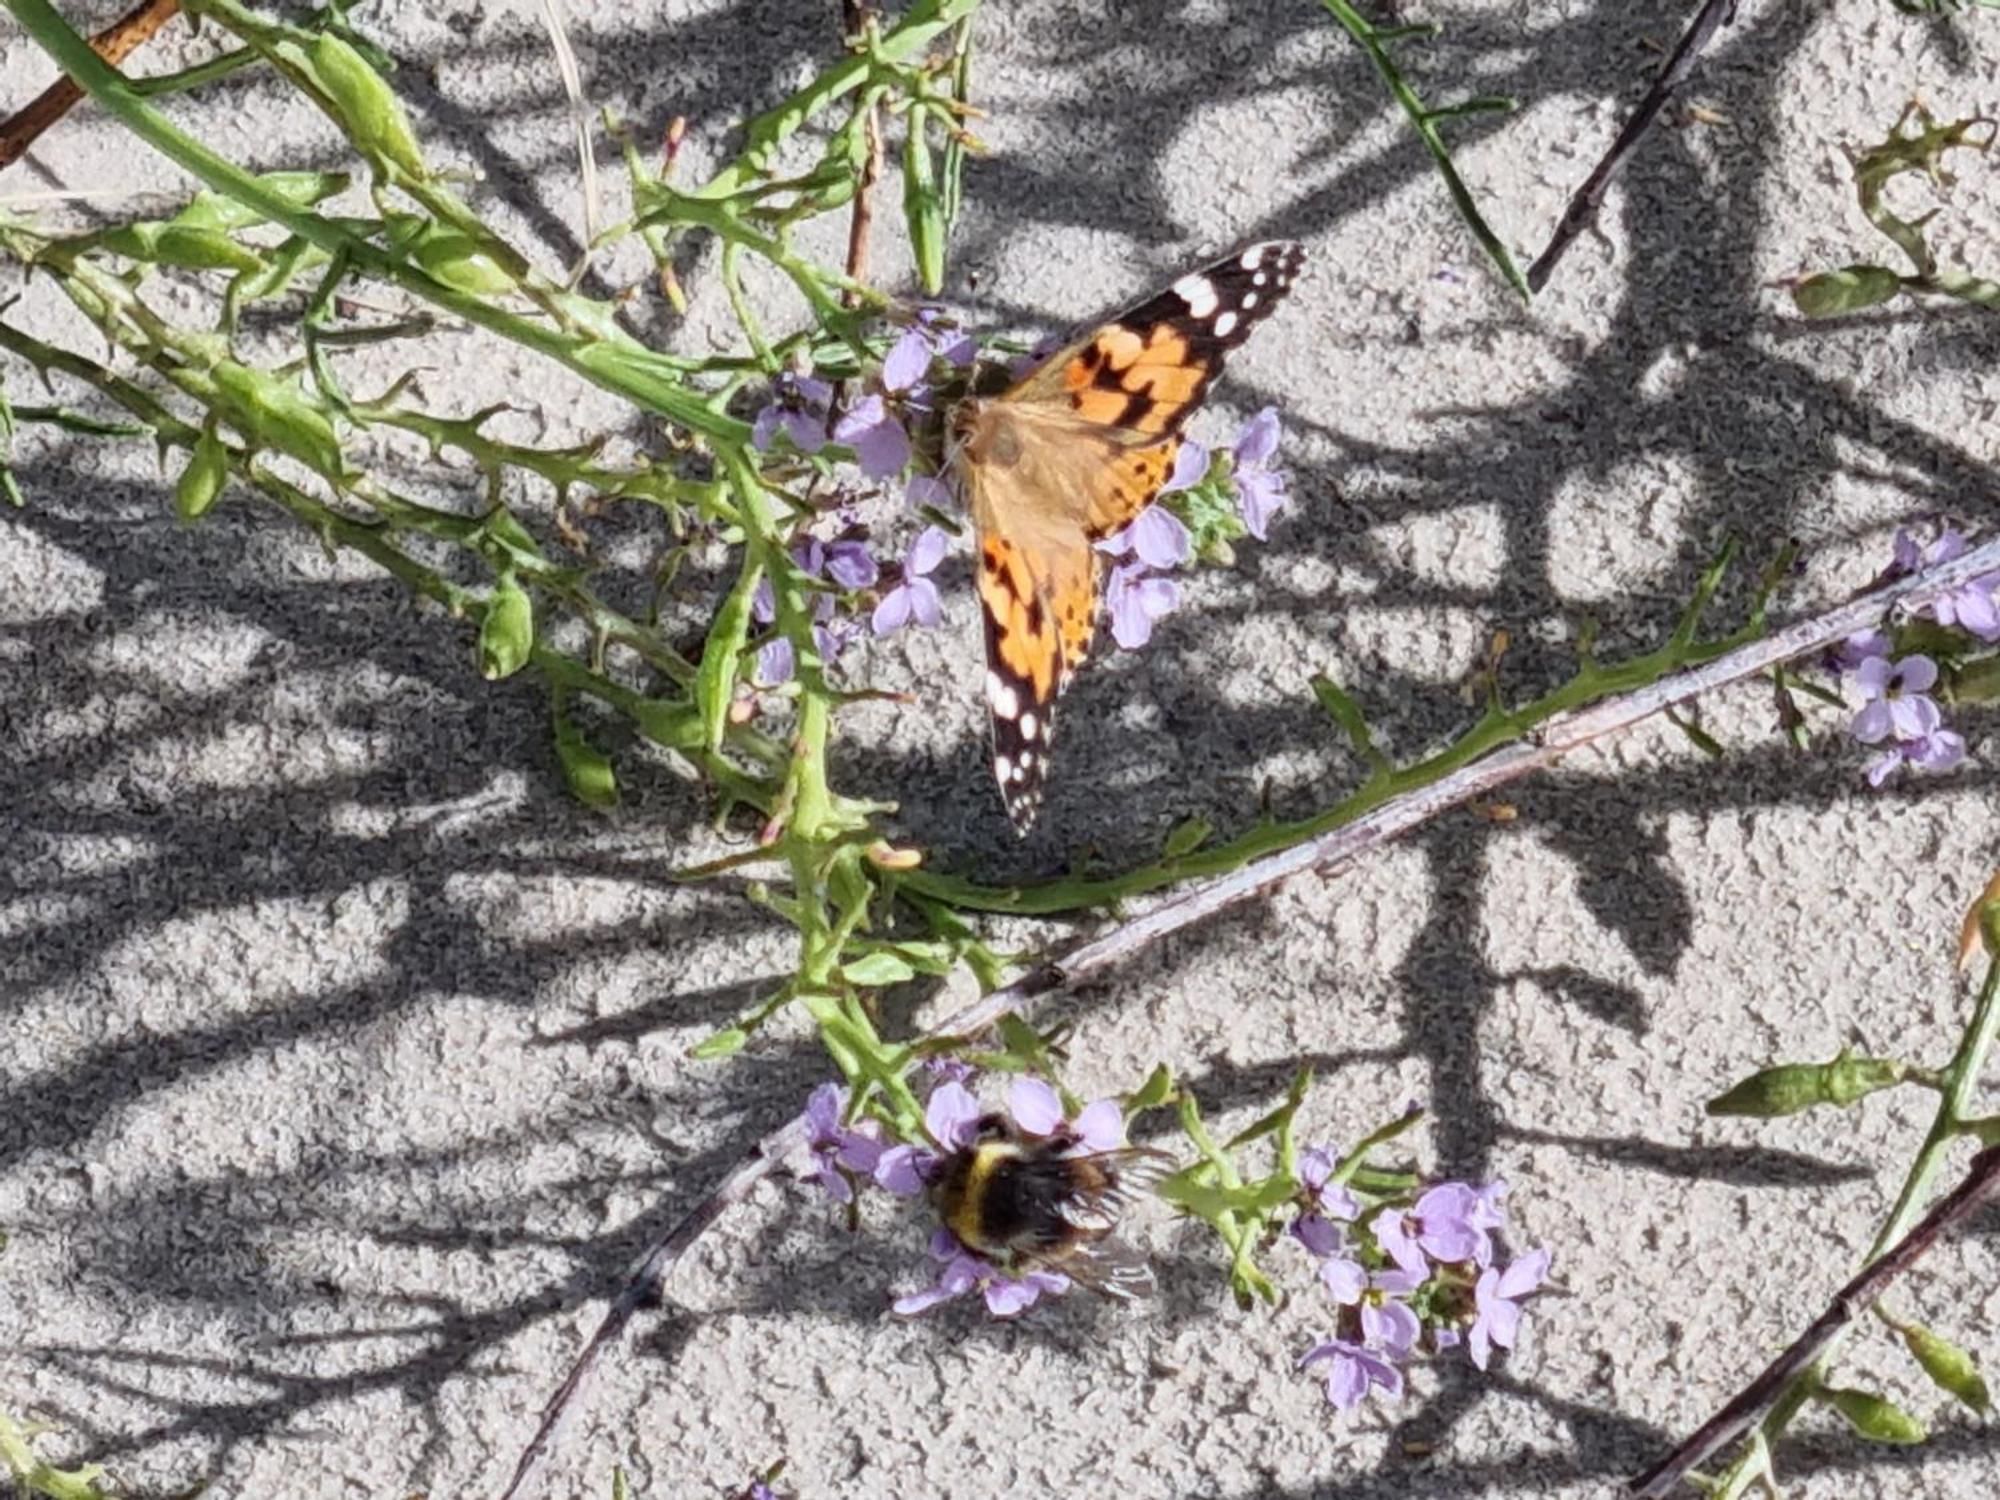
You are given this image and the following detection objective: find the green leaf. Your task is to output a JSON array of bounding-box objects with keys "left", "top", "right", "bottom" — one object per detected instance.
[
  {"left": 843, "top": 951, "right": 917, "bottom": 987},
  {"left": 306, "top": 31, "right": 428, "bottom": 179},
  {"left": 1311, "top": 671, "right": 1390, "bottom": 770},
  {"left": 174, "top": 419, "right": 229, "bottom": 523},
  {"left": 1900, "top": 1323, "right": 1991, "bottom": 1414},
  {"left": 1821, "top": 1385, "right": 1927, "bottom": 1444},
  {"left": 1706, "top": 1051, "right": 1905, "bottom": 1118},
  {"left": 688, "top": 1027, "right": 748, "bottom": 1060},
  {"left": 479, "top": 573, "right": 534, "bottom": 680},
  {"left": 170, "top": 171, "right": 351, "bottom": 231},
  {"left": 1123, "top": 1063, "right": 1174, "bottom": 1116},
  {"left": 1792, "top": 264, "right": 1904, "bottom": 317},
  {"left": 696, "top": 560, "right": 763, "bottom": 753},
  {"left": 1162, "top": 815, "right": 1211, "bottom": 859}
]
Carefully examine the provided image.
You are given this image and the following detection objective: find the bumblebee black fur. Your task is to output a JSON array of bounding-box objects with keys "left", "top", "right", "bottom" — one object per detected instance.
[{"left": 931, "top": 1112, "right": 1172, "bottom": 1299}]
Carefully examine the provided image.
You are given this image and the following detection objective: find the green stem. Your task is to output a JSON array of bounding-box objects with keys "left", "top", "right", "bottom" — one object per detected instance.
[
  {"left": 1313, "top": 0, "right": 1527, "bottom": 299},
  {"left": 1712, "top": 950, "right": 2000, "bottom": 1497},
  {"left": 0, "top": 0, "right": 744, "bottom": 443}
]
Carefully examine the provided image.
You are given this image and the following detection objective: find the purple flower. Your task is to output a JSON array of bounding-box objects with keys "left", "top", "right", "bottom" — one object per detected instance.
[
  {"left": 882, "top": 327, "right": 936, "bottom": 394},
  {"left": 893, "top": 1228, "right": 1070, "bottom": 1318},
  {"left": 922, "top": 1053, "right": 977, "bottom": 1087},
  {"left": 1099, "top": 505, "right": 1192, "bottom": 570},
  {"left": 1359, "top": 1268, "right": 1423, "bottom": 1359},
  {"left": 874, "top": 1079, "right": 981, "bottom": 1196},
  {"left": 1829, "top": 629, "right": 1891, "bottom": 672},
  {"left": 754, "top": 636, "right": 794, "bottom": 688},
  {"left": 1467, "top": 1248, "right": 1551, "bottom": 1370},
  {"left": 906, "top": 474, "right": 954, "bottom": 511},
  {"left": 872, "top": 527, "right": 949, "bottom": 635},
  {"left": 1375, "top": 1181, "right": 1495, "bottom": 1278},
  {"left": 1851, "top": 654, "right": 1941, "bottom": 744},
  {"left": 1300, "top": 1337, "right": 1404, "bottom": 1411},
  {"left": 1298, "top": 1146, "right": 1363, "bottom": 1222},
  {"left": 1007, "top": 1076, "right": 1125, "bottom": 1150},
  {"left": 914, "top": 307, "right": 977, "bottom": 368},
  {"left": 832, "top": 393, "right": 913, "bottom": 478},
  {"left": 1231, "top": 407, "right": 1288, "bottom": 540},
  {"left": 796, "top": 536, "right": 879, "bottom": 592},
  {"left": 751, "top": 373, "right": 832, "bottom": 454},
  {"left": 1158, "top": 441, "right": 1210, "bottom": 497},
  {"left": 1105, "top": 562, "right": 1181, "bottom": 651},
  {"left": 801, "top": 1083, "right": 884, "bottom": 1203}
]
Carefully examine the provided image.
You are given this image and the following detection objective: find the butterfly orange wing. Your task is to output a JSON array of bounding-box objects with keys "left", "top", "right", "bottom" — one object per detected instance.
[{"left": 959, "top": 241, "right": 1305, "bottom": 831}]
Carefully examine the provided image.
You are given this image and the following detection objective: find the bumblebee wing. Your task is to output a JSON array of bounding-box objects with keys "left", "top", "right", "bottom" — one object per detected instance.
[
  {"left": 1050, "top": 1146, "right": 1178, "bottom": 1234},
  {"left": 1061, "top": 1237, "right": 1157, "bottom": 1301}
]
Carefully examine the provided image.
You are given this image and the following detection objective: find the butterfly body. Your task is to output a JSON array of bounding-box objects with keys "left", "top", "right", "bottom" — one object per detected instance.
[{"left": 948, "top": 242, "right": 1305, "bottom": 830}]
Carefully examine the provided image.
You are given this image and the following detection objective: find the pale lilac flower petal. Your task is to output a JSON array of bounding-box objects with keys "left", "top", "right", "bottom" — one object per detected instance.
[
  {"left": 1106, "top": 565, "right": 1180, "bottom": 650},
  {"left": 1158, "top": 440, "right": 1210, "bottom": 496},
  {"left": 1009, "top": 1077, "right": 1066, "bottom": 1136},
  {"left": 823, "top": 539, "right": 879, "bottom": 590},
  {"left": 832, "top": 394, "right": 913, "bottom": 477},
  {"left": 1374, "top": 1211, "right": 1427, "bottom": 1279},
  {"left": 1362, "top": 1298, "right": 1420, "bottom": 1359},
  {"left": 907, "top": 474, "right": 954, "bottom": 510},
  {"left": 873, "top": 1144, "right": 931, "bottom": 1196},
  {"left": 755, "top": 636, "right": 794, "bottom": 687},
  {"left": 1854, "top": 655, "right": 1893, "bottom": 695},
  {"left": 1237, "top": 467, "right": 1288, "bottom": 540},
  {"left": 907, "top": 525, "right": 950, "bottom": 577},
  {"left": 1321, "top": 1255, "right": 1367, "bottom": 1304},
  {"left": 1909, "top": 727, "right": 1967, "bottom": 773},
  {"left": 871, "top": 587, "right": 914, "bottom": 636},
  {"left": 1233, "top": 406, "right": 1281, "bottom": 467},
  {"left": 1071, "top": 1099, "right": 1125, "bottom": 1152},
  {"left": 1129, "top": 506, "right": 1192, "bottom": 569},
  {"left": 1851, "top": 700, "right": 1894, "bottom": 744},
  {"left": 1895, "top": 654, "right": 1939, "bottom": 695},
  {"left": 1497, "top": 1247, "right": 1551, "bottom": 1300},
  {"left": 883, "top": 328, "right": 933, "bottom": 392},
  {"left": 925, "top": 1081, "right": 982, "bottom": 1148},
  {"left": 1293, "top": 1213, "right": 1341, "bottom": 1258}
]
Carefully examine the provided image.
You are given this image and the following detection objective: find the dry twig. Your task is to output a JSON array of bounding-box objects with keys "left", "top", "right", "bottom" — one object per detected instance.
[{"left": 0, "top": 0, "right": 182, "bottom": 173}]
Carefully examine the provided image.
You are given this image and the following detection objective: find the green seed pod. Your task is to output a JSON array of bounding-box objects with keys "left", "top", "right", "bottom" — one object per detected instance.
[
  {"left": 478, "top": 574, "right": 533, "bottom": 680},
  {"left": 1705, "top": 1052, "right": 1903, "bottom": 1117},
  {"left": 174, "top": 421, "right": 229, "bottom": 523},
  {"left": 688, "top": 1026, "right": 749, "bottom": 1061},
  {"left": 208, "top": 361, "right": 344, "bottom": 476},
  {"left": 1792, "top": 265, "right": 1903, "bottom": 318},
  {"left": 408, "top": 225, "right": 516, "bottom": 295},
  {"left": 696, "top": 562, "right": 763, "bottom": 753},
  {"left": 309, "top": 32, "right": 427, "bottom": 180},
  {"left": 100, "top": 222, "right": 265, "bottom": 274},
  {"left": 1821, "top": 1386, "right": 1927, "bottom": 1445},
  {"left": 1901, "top": 1323, "right": 1992, "bottom": 1414},
  {"left": 902, "top": 105, "right": 947, "bottom": 296}
]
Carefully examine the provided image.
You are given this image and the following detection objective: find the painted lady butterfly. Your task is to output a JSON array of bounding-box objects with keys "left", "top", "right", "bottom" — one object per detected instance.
[{"left": 947, "top": 241, "right": 1305, "bottom": 831}]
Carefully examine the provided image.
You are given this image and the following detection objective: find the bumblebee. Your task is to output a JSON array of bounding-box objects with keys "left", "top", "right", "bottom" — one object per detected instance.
[{"left": 932, "top": 1111, "right": 1175, "bottom": 1299}]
